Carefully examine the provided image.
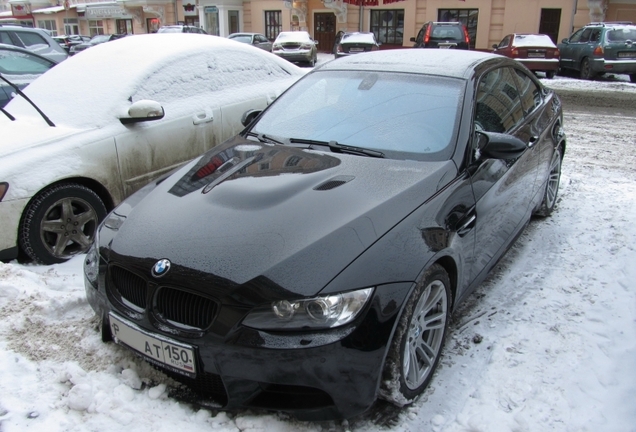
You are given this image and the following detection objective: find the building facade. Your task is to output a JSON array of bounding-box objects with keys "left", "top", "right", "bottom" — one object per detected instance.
[{"left": 1, "top": 0, "right": 635, "bottom": 42}]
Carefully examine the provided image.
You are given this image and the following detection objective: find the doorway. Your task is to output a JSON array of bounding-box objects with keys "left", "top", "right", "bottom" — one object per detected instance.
[
  {"left": 314, "top": 13, "right": 336, "bottom": 53},
  {"left": 539, "top": 9, "right": 561, "bottom": 44}
]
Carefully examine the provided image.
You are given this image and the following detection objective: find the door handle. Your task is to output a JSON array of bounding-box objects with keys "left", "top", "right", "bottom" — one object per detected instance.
[
  {"left": 457, "top": 212, "right": 476, "bottom": 237},
  {"left": 193, "top": 112, "right": 214, "bottom": 125}
]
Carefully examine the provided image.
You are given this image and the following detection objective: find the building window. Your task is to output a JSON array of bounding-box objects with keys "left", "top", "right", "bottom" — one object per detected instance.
[
  {"left": 37, "top": 20, "right": 58, "bottom": 36},
  {"left": 116, "top": 19, "right": 133, "bottom": 34},
  {"left": 438, "top": 9, "right": 478, "bottom": 50},
  {"left": 89, "top": 20, "right": 105, "bottom": 37},
  {"left": 228, "top": 10, "right": 239, "bottom": 34},
  {"left": 204, "top": 6, "right": 220, "bottom": 36},
  {"left": 371, "top": 10, "right": 404, "bottom": 45},
  {"left": 264, "top": 11, "right": 282, "bottom": 41},
  {"left": 64, "top": 18, "right": 79, "bottom": 35}
]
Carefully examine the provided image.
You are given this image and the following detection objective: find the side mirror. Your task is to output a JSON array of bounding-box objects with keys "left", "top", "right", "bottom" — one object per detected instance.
[
  {"left": 477, "top": 130, "right": 527, "bottom": 160},
  {"left": 561, "top": 38, "right": 569, "bottom": 44},
  {"left": 120, "top": 100, "right": 165, "bottom": 125},
  {"left": 492, "top": 44, "right": 498, "bottom": 50},
  {"left": 241, "top": 109, "right": 263, "bottom": 127}
]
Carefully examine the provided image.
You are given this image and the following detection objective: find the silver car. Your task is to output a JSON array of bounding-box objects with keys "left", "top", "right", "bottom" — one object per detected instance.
[
  {"left": 272, "top": 31, "right": 318, "bottom": 67},
  {"left": 0, "top": 25, "right": 68, "bottom": 63},
  {"left": 228, "top": 32, "right": 272, "bottom": 52},
  {"left": 0, "top": 34, "right": 304, "bottom": 264}
]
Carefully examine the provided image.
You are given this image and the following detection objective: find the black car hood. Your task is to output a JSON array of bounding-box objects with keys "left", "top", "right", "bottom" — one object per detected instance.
[{"left": 108, "top": 136, "right": 456, "bottom": 297}]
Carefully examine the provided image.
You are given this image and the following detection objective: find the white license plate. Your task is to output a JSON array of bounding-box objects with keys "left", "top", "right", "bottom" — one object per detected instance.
[
  {"left": 528, "top": 52, "right": 545, "bottom": 58},
  {"left": 109, "top": 313, "right": 197, "bottom": 375},
  {"left": 618, "top": 52, "right": 635, "bottom": 58},
  {"left": 349, "top": 48, "right": 364, "bottom": 52}
]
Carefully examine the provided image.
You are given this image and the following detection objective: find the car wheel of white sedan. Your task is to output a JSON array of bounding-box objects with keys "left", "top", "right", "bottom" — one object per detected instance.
[
  {"left": 380, "top": 264, "right": 451, "bottom": 406},
  {"left": 20, "top": 183, "right": 107, "bottom": 264}
]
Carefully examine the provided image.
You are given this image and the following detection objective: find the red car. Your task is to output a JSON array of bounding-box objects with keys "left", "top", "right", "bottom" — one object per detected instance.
[{"left": 493, "top": 33, "right": 560, "bottom": 78}]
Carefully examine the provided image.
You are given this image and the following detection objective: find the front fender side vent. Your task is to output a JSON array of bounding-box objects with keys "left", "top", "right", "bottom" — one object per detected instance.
[{"left": 313, "top": 175, "right": 355, "bottom": 191}]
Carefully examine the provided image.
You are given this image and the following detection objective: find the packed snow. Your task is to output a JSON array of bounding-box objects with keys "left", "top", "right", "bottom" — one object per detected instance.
[{"left": 0, "top": 61, "right": 635, "bottom": 432}]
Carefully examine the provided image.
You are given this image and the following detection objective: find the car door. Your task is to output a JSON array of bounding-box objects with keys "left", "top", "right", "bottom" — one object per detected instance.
[
  {"left": 494, "top": 34, "right": 512, "bottom": 57},
  {"left": 255, "top": 34, "right": 272, "bottom": 52},
  {"left": 114, "top": 52, "right": 224, "bottom": 196},
  {"left": 468, "top": 66, "right": 540, "bottom": 279},
  {"left": 559, "top": 27, "right": 591, "bottom": 70}
]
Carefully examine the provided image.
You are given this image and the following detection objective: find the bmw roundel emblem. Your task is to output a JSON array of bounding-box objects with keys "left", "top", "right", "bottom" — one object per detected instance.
[{"left": 151, "top": 259, "right": 171, "bottom": 278}]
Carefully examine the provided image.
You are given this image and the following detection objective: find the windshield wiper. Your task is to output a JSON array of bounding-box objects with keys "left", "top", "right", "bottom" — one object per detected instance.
[
  {"left": 0, "top": 73, "right": 55, "bottom": 127},
  {"left": 245, "top": 131, "right": 283, "bottom": 145},
  {"left": 288, "top": 138, "right": 385, "bottom": 158}
]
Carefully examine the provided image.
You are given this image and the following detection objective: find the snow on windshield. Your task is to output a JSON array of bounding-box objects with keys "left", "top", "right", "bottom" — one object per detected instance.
[
  {"left": 3, "top": 34, "right": 302, "bottom": 129},
  {"left": 342, "top": 33, "right": 376, "bottom": 44},
  {"left": 512, "top": 34, "right": 556, "bottom": 48}
]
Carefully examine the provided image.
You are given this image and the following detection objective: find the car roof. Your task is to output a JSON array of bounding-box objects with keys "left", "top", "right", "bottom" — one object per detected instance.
[{"left": 318, "top": 49, "right": 501, "bottom": 79}]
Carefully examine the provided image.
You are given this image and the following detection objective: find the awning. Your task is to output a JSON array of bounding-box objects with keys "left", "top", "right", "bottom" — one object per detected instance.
[{"left": 32, "top": 6, "right": 66, "bottom": 14}]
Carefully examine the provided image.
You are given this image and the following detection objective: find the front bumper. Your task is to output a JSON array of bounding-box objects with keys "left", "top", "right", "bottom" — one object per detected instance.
[
  {"left": 85, "top": 254, "right": 412, "bottom": 420},
  {"left": 0, "top": 198, "right": 29, "bottom": 261}
]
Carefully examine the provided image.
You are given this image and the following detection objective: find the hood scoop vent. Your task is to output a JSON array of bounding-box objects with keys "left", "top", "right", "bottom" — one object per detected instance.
[{"left": 314, "top": 175, "right": 355, "bottom": 191}]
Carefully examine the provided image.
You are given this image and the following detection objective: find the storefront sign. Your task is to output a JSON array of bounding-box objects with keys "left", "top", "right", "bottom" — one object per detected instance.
[
  {"left": 204, "top": 6, "right": 218, "bottom": 13},
  {"left": 10, "top": 2, "right": 32, "bottom": 18},
  {"left": 85, "top": 6, "right": 132, "bottom": 19}
]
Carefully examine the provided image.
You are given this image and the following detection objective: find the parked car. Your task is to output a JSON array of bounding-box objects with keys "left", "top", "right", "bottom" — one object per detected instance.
[
  {"left": 0, "top": 34, "right": 304, "bottom": 264},
  {"left": 333, "top": 31, "right": 380, "bottom": 58},
  {"left": 0, "top": 44, "right": 57, "bottom": 107},
  {"left": 84, "top": 49, "right": 565, "bottom": 420},
  {"left": 228, "top": 32, "right": 272, "bottom": 52},
  {"left": 410, "top": 21, "right": 470, "bottom": 49},
  {"left": 558, "top": 22, "right": 636, "bottom": 82},
  {"left": 493, "top": 33, "right": 560, "bottom": 78},
  {"left": 157, "top": 25, "right": 207, "bottom": 34},
  {"left": 0, "top": 24, "right": 68, "bottom": 63},
  {"left": 70, "top": 33, "right": 126, "bottom": 55},
  {"left": 52, "top": 35, "right": 91, "bottom": 54},
  {"left": 272, "top": 31, "right": 318, "bottom": 66}
]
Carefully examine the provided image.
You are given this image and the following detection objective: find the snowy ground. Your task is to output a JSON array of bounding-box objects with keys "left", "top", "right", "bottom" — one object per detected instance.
[{"left": 0, "top": 65, "right": 635, "bottom": 432}]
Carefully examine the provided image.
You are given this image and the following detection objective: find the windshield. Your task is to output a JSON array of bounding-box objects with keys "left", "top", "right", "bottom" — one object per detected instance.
[
  {"left": 251, "top": 70, "right": 463, "bottom": 161},
  {"left": 229, "top": 35, "right": 252, "bottom": 43},
  {"left": 90, "top": 35, "right": 111, "bottom": 43}
]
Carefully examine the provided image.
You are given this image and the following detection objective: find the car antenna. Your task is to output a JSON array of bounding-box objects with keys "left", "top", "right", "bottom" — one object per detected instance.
[{"left": 0, "top": 73, "right": 55, "bottom": 127}]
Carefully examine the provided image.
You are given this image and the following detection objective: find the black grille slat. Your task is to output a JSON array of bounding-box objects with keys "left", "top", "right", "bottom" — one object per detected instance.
[
  {"left": 110, "top": 266, "right": 147, "bottom": 309},
  {"left": 314, "top": 175, "right": 355, "bottom": 191},
  {"left": 156, "top": 287, "right": 216, "bottom": 330}
]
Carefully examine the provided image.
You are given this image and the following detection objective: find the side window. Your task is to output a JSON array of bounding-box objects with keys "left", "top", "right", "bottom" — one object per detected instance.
[
  {"left": 512, "top": 68, "right": 542, "bottom": 115},
  {"left": 590, "top": 29, "right": 601, "bottom": 42},
  {"left": 568, "top": 28, "right": 585, "bottom": 43},
  {"left": 475, "top": 67, "right": 525, "bottom": 134},
  {"left": 0, "top": 32, "right": 13, "bottom": 45},
  {"left": 498, "top": 35, "right": 511, "bottom": 48},
  {"left": 15, "top": 31, "right": 50, "bottom": 48},
  {"left": 578, "top": 28, "right": 592, "bottom": 43},
  {"left": 416, "top": 25, "right": 426, "bottom": 43}
]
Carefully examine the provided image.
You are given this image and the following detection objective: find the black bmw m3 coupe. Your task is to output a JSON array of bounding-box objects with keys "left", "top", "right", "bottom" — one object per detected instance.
[{"left": 84, "top": 49, "right": 565, "bottom": 420}]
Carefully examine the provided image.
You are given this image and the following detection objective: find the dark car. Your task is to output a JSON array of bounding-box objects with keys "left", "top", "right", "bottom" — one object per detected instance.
[
  {"left": 410, "top": 21, "right": 470, "bottom": 49},
  {"left": 52, "top": 35, "right": 91, "bottom": 53},
  {"left": 0, "top": 43, "right": 56, "bottom": 107},
  {"left": 493, "top": 33, "right": 560, "bottom": 78},
  {"left": 228, "top": 32, "right": 272, "bottom": 52},
  {"left": 157, "top": 25, "right": 207, "bottom": 34},
  {"left": 333, "top": 31, "right": 380, "bottom": 58},
  {"left": 85, "top": 49, "right": 565, "bottom": 420},
  {"left": 558, "top": 21, "right": 636, "bottom": 82},
  {"left": 69, "top": 33, "right": 126, "bottom": 55}
]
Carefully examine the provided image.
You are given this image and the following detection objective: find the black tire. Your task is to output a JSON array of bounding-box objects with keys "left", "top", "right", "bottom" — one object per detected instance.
[
  {"left": 580, "top": 58, "right": 595, "bottom": 80},
  {"left": 534, "top": 146, "right": 563, "bottom": 217},
  {"left": 20, "top": 183, "right": 107, "bottom": 264},
  {"left": 380, "top": 264, "right": 451, "bottom": 406},
  {"left": 545, "top": 71, "right": 556, "bottom": 79},
  {"left": 309, "top": 56, "right": 316, "bottom": 67},
  {"left": 630, "top": 74, "right": 636, "bottom": 84}
]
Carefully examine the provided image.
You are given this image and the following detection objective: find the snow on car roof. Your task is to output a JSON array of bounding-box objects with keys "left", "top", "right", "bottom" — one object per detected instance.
[
  {"left": 319, "top": 48, "right": 500, "bottom": 78},
  {"left": 275, "top": 31, "right": 312, "bottom": 41},
  {"left": 341, "top": 32, "right": 376, "bottom": 44},
  {"left": 4, "top": 34, "right": 301, "bottom": 128},
  {"left": 512, "top": 34, "right": 557, "bottom": 48}
]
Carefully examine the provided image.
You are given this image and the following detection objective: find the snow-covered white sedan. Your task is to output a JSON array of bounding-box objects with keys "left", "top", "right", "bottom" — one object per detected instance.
[{"left": 0, "top": 34, "right": 304, "bottom": 264}]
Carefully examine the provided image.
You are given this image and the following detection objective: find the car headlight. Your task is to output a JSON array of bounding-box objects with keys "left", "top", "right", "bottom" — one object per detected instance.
[
  {"left": 273, "top": 43, "right": 282, "bottom": 50},
  {"left": 300, "top": 43, "right": 312, "bottom": 49},
  {"left": 84, "top": 231, "right": 99, "bottom": 286},
  {"left": 242, "top": 287, "right": 373, "bottom": 331}
]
